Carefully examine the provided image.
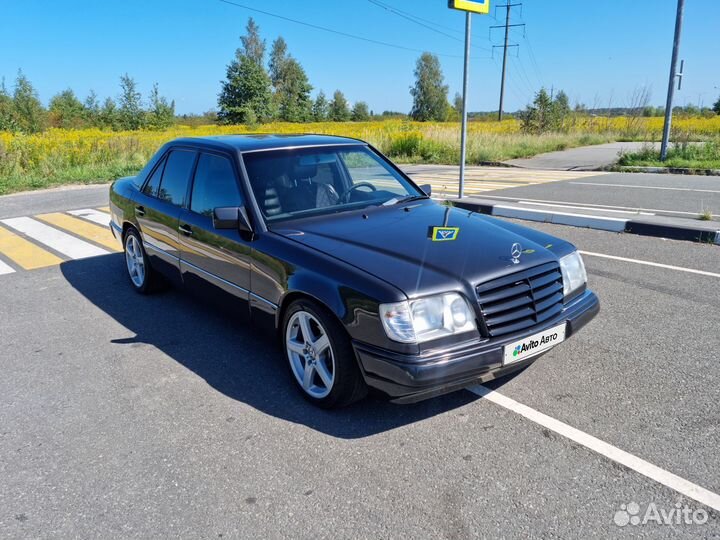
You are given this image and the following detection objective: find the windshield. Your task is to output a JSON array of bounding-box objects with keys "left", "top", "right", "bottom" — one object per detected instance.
[{"left": 242, "top": 145, "right": 424, "bottom": 223}]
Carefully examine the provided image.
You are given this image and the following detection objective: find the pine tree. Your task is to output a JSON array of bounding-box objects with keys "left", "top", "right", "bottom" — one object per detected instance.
[
  {"left": 713, "top": 96, "right": 720, "bottom": 115},
  {"left": 329, "top": 90, "right": 350, "bottom": 122},
  {"left": 118, "top": 74, "right": 143, "bottom": 130},
  {"left": 409, "top": 53, "right": 448, "bottom": 121},
  {"left": 100, "top": 97, "right": 119, "bottom": 130},
  {"left": 147, "top": 83, "right": 175, "bottom": 129},
  {"left": 218, "top": 18, "right": 273, "bottom": 124},
  {"left": 84, "top": 90, "right": 100, "bottom": 126},
  {"left": 312, "top": 91, "right": 329, "bottom": 121}
]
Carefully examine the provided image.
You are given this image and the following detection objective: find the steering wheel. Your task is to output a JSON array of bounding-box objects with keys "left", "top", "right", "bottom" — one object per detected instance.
[{"left": 341, "top": 182, "right": 377, "bottom": 203}]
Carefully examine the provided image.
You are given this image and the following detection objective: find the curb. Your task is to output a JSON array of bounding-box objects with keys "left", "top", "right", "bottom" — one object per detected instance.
[
  {"left": 613, "top": 166, "right": 720, "bottom": 176},
  {"left": 452, "top": 199, "right": 720, "bottom": 246}
]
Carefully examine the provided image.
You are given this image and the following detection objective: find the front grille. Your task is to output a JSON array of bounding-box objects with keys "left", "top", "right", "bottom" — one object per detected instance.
[{"left": 475, "top": 262, "right": 564, "bottom": 337}]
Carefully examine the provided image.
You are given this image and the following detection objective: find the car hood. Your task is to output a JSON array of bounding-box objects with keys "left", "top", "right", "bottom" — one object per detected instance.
[{"left": 272, "top": 201, "right": 572, "bottom": 298}]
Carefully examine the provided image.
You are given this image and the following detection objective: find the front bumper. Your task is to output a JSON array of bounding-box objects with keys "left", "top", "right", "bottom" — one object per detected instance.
[{"left": 353, "top": 289, "right": 599, "bottom": 403}]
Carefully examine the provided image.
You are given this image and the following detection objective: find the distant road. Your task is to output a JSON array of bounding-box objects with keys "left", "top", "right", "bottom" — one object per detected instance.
[{"left": 503, "top": 141, "right": 655, "bottom": 171}]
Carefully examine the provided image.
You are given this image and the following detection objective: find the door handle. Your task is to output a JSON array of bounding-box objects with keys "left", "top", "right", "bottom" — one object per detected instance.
[
  {"left": 135, "top": 205, "right": 145, "bottom": 216},
  {"left": 178, "top": 224, "right": 193, "bottom": 236}
]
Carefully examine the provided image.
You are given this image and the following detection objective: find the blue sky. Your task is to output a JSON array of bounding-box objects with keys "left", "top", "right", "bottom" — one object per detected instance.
[{"left": 1, "top": 0, "right": 718, "bottom": 115}]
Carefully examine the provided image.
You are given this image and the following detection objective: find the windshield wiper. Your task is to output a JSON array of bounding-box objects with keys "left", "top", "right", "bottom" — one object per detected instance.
[{"left": 383, "top": 194, "right": 429, "bottom": 206}]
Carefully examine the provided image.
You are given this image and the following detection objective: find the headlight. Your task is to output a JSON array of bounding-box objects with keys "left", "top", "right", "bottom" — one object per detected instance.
[
  {"left": 379, "top": 293, "right": 477, "bottom": 343},
  {"left": 559, "top": 251, "right": 587, "bottom": 299}
]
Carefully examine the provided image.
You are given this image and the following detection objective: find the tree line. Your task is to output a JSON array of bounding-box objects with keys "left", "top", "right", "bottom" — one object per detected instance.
[
  {"left": 217, "top": 18, "right": 372, "bottom": 124},
  {"left": 0, "top": 71, "right": 175, "bottom": 133}
]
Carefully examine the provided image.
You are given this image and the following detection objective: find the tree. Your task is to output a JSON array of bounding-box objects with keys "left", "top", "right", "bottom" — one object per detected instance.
[
  {"left": 275, "top": 58, "right": 312, "bottom": 122},
  {"left": 12, "top": 70, "right": 46, "bottom": 133},
  {"left": 239, "top": 18, "right": 266, "bottom": 67},
  {"left": 118, "top": 74, "right": 143, "bottom": 130},
  {"left": 99, "top": 97, "right": 119, "bottom": 130},
  {"left": 712, "top": 96, "right": 720, "bottom": 115},
  {"left": 146, "top": 83, "right": 175, "bottom": 129},
  {"left": 48, "top": 89, "right": 85, "bottom": 129},
  {"left": 0, "top": 78, "right": 18, "bottom": 131},
  {"left": 351, "top": 101, "right": 370, "bottom": 121},
  {"left": 452, "top": 92, "right": 463, "bottom": 121},
  {"left": 218, "top": 55, "right": 273, "bottom": 124},
  {"left": 409, "top": 53, "right": 448, "bottom": 121},
  {"left": 519, "top": 87, "right": 572, "bottom": 134},
  {"left": 84, "top": 90, "right": 100, "bottom": 126},
  {"left": 312, "top": 91, "right": 329, "bottom": 121},
  {"left": 328, "top": 90, "right": 350, "bottom": 122},
  {"left": 269, "top": 36, "right": 288, "bottom": 87},
  {"left": 218, "top": 18, "right": 274, "bottom": 124}
]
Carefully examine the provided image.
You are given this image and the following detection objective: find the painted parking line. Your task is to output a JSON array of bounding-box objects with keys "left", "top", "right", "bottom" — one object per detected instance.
[
  {"left": 579, "top": 250, "right": 720, "bottom": 279},
  {"left": 469, "top": 385, "right": 720, "bottom": 513},
  {"left": 68, "top": 208, "right": 111, "bottom": 227},
  {"left": 36, "top": 212, "right": 120, "bottom": 252},
  {"left": 0, "top": 224, "right": 64, "bottom": 269},
  {"left": 0, "top": 217, "right": 108, "bottom": 259},
  {"left": 0, "top": 258, "right": 15, "bottom": 275}
]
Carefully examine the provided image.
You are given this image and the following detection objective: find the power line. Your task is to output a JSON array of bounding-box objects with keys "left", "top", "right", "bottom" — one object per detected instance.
[
  {"left": 217, "top": 0, "right": 465, "bottom": 59},
  {"left": 522, "top": 29, "right": 545, "bottom": 88},
  {"left": 367, "top": 0, "right": 492, "bottom": 53}
]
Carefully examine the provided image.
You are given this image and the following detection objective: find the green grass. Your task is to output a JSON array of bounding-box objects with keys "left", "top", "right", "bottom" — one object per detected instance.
[{"left": 617, "top": 139, "right": 720, "bottom": 170}]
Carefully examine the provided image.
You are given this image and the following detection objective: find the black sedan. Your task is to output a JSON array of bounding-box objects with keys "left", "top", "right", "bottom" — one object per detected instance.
[{"left": 109, "top": 135, "right": 599, "bottom": 408}]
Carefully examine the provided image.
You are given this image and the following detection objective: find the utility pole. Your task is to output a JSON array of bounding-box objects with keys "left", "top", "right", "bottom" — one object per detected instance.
[
  {"left": 660, "top": 0, "right": 685, "bottom": 161},
  {"left": 459, "top": 12, "right": 471, "bottom": 198},
  {"left": 493, "top": 3, "right": 523, "bottom": 121}
]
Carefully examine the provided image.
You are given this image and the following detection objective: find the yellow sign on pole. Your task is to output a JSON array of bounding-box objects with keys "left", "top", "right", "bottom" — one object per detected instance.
[{"left": 448, "top": 0, "right": 490, "bottom": 14}]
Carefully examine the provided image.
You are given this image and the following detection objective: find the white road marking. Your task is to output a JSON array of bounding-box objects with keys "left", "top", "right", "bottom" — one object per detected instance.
[
  {"left": 518, "top": 201, "right": 654, "bottom": 216},
  {"left": 0, "top": 217, "right": 108, "bottom": 259},
  {"left": 579, "top": 250, "right": 720, "bottom": 279},
  {"left": 0, "top": 259, "right": 15, "bottom": 275},
  {"left": 68, "top": 208, "right": 111, "bottom": 226},
  {"left": 482, "top": 195, "right": 717, "bottom": 218},
  {"left": 468, "top": 385, "right": 720, "bottom": 513},
  {"left": 571, "top": 182, "right": 720, "bottom": 194}
]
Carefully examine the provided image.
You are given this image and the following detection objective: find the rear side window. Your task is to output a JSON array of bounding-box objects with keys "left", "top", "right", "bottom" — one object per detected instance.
[
  {"left": 190, "top": 153, "right": 242, "bottom": 217},
  {"left": 142, "top": 157, "right": 166, "bottom": 196},
  {"left": 158, "top": 149, "right": 197, "bottom": 206}
]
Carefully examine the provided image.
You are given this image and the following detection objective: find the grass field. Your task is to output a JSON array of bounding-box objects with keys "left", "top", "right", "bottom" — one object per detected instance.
[
  {"left": 618, "top": 139, "right": 720, "bottom": 170},
  {"left": 1, "top": 116, "right": 719, "bottom": 195}
]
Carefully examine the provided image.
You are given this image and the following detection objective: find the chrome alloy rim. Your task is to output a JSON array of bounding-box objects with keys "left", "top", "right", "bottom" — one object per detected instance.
[
  {"left": 286, "top": 311, "right": 335, "bottom": 398},
  {"left": 125, "top": 234, "right": 146, "bottom": 288}
]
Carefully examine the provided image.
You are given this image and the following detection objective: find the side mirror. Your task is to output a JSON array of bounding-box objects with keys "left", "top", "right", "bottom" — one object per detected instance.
[
  {"left": 213, "top": 206, "right": 252, "bottom": 232},
  {"left": 419, "top": 184, "right": 432, "bottom": 196}
]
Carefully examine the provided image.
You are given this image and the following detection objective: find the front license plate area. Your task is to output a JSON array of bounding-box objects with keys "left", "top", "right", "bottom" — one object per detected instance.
[{"left": 503, "top": 322, "right": 567, "bottom": 365}]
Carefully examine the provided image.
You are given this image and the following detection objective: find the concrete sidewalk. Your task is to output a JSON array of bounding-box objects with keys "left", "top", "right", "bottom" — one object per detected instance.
[{"left": 504, "top": 142, "right": 655, "bottom": 171}]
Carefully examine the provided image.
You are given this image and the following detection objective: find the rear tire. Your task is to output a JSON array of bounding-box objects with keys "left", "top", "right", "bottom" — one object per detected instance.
[
  {"left": 123, "top": 227, "right": 161, "bottom": 294},
  {"left": 282, "top": 299, "right": 367, "bottom": 409}
]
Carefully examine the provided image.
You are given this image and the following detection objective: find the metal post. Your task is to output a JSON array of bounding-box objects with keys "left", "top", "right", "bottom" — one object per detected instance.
[
  {"left": 660, "top": 0, "right": 685, "bottom": 161},
  {"left": 498, "top": 3, "right": 511, "bottom": 121},
  {"left": 459, "top": 11, "right": 471, "bottom": 199}
]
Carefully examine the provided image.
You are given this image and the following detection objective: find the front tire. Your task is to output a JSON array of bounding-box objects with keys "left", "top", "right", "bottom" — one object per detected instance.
[
  {"left": 282, "top": 299, "right": 367, "bottom": 409},
  {"left": 123, "top": 227, "right": 160, "bottom": 294}
]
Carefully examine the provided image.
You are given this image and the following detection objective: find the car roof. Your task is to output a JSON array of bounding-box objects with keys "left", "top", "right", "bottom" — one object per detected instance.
[{"left": 170, "top": 134, "right": 366, "bottom": 153}]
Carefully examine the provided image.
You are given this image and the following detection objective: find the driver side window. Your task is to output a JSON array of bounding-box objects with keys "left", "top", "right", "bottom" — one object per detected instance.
[{"left": 339, "top": 152, "right": 407, "bottom": 195}]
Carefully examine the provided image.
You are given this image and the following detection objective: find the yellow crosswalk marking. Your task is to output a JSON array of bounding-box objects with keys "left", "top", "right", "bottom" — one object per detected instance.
[
  {"left": 0, "top": 224, "right": 63, "bottom": 269},
  {"left": 97, "top": 206, "right": 110, "bottom": 213},
  {"left": 35, "top": 213, "right": 121, "bottom": 252}
]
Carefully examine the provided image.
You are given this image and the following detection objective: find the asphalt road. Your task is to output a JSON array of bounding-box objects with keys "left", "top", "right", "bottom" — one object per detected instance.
[
  {"left": 504, "top": 142, "right": 655, "bottom": 171},
  {"left": 483, "top": 171, "right": 720, "bottom": 218},
  {"left": 1, "top": 187, "right": 719, "bottom": 538}
]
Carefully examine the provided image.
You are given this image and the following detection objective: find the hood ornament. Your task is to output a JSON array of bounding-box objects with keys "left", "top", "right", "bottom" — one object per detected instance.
[{"left": 511, "top": 243, "right": 522, "bottom": 264}]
